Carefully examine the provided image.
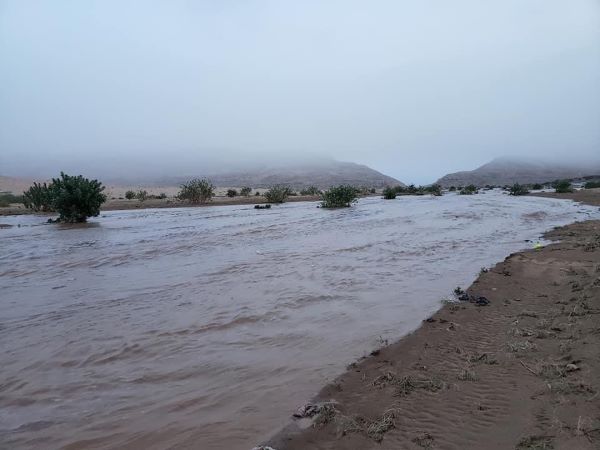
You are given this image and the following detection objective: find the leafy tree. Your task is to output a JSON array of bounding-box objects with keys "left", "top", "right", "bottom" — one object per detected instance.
[
  {"left": 531, "top": 183, "right": 543, "bottom": 190},
  {"left": 23, "top": 182, "right": 54, "bottom": 212},
  {"left": 382, "top": 186, "right": 397, "bottom": 199},
  {"left": 49, "top": 172, "right": 107, "bottom": 222},
  {"left": 584, "top": 181, "right": 600, "bottom": 189},
  {"left": 178, "top": 178, "right": 215, "bottom": 203},
  {"left": 264, "top": 185, "right": 292, "bottom": 203},
  {"left": 136, "top": 190, "right": 148, "bottom": 202},
  {"left": 226, "top": 189, "right": 238, "bottom": 198},
  {"left": 448, "top": 186, "right": 456, "bottom": 191},
  {"left": 158, "top": 192, "right": 167, "bottom": 199},
  {"left": 125, "top": 190, "right": 136, "bottom": 200},
  {"left": 321, "top": 185, "right": 358, "bottom": 208},
  {"left": 240, "top": 186, "right": 252, "bottom": 196},
  {"left": 509, "top": 183, "right": 530, "bottom": 196},
  {"left": 554, "top": 180, "right": 573, "bottom": 193}
]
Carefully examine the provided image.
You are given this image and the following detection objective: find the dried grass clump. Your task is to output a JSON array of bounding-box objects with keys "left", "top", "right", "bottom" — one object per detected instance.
[
  {"left": 507, "top": 341, "right": 538, "bottom": 353},
  {"left": 516, "top": 434, "right": 554, "bottom": 449},
  {"left": 372, "top": 373, "right": 446, "bottom": 396},
  {"left": 313, "top": 403, "right": 338, "bottom": 427},
  {"left": 457, "top": 368, "right": 479, "bottom": 381}
]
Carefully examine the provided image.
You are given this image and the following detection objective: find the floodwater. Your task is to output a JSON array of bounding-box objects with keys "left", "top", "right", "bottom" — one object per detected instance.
[{"left": 1, "top": 192, "right": 598, "bottom": 449}]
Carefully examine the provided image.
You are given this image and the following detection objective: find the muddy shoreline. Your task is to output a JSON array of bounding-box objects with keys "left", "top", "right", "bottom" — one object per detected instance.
[
  {"left": 263, "top": 193, "right": 600, "bottom": 449},
  {"left": 0, "top": 194, "right": 323, "bottom": 217}
]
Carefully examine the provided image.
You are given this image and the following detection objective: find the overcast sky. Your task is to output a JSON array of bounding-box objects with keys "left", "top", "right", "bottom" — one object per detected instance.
[{"left": 1, "top": 0, "right": 599, "bottom": 184}]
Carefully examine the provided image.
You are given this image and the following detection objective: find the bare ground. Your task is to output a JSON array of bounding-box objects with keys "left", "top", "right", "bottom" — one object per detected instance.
[{"left": 265, "top": 218, "right": 600, "bottom": 448}]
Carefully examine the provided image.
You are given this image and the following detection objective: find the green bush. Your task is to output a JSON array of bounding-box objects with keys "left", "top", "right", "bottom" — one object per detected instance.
[
  {"left": 531, "top": 183, "right": 543, "bottom": 190},
  {"left": 49, "top": 172, "right": 107, "bottom": 222},
  {"left": 136, "top": 190, "right": 148, "bottom": 202},
  {"left": 23, "top": 182, "right": 54, "bottom": 212},
  {"left": 264, "top": 185, "right": 292, "bottom": 203},
  {"left": 382, "top": 186, "right": 397, "bottom": 199},
  {"left": 300, "top": 186, "right": 321, "bottom": 196},
  {"left": 125, "top": 190, "right": 136, "bottom": 200},
  {"left": 459, "top": 184, "right": 478, "bottom": 195},
  {"left": 554, "top": 180, "right": 573, "bottom": 193},
  {"left": 509, "top": 183, "right": 530, "bottom": 196},
  {"left": 240, "top": 186, "right": 252, "bottom": 196},
  {"left": 584, "top": 181, "right": 600, "bottom": 189},
  {"left": 178, "top": 178, "right": 215, "bottom": 203},
  {"left": 255, "top": 191, "right": 261, "bottom": 196},
  {"left": 448, "top": 186, "right": 456, "bottom": 192},
  {"left": 0, "top": 192, "right": 25, "bottom": 207},
  {"left": 321, "top": 185, "right": 358, "bottom": 208},
  {"left": 424, "top": 184, "right": 442, "bottom": 196},
  {"left": 158, "top": 192, "right": 167, "bottom": 199},
  {"left": 226, "top": 189, "right": 237, "bottom": 197}
]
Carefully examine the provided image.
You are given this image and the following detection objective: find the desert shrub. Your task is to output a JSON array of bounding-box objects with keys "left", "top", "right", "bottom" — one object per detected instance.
[
  {"left": 459, "top": 184, "right": 478, "bottom": 195},
  {"left": 158, "top": 192, "right": 167, "bottom": 199},
  {"left": 424, "top": 184, "right": 442, "bottom": 196},
  {"left": 509, "top": 183, "right": 530, "bottom": 196},
  {"left": 23, "top": 182, "right": 54, "bottom": 212},
  {"left": 0, "top": 192, "right": 25, "bottom": 207},
  {"left": 382, "top": 186, "right": 397, "bottom": 199},
  {"left": 321, "top": 185, "right": 358, "bottom": 208},
  {"left": 125, "top": 190, "right": 136, "bottom": 200},
  {"left": 300, "top": 185, "right": 321, "bottom": 196},
  {"left": 226, "top": 189, "right": 237, "bottom": 197},
  {"left": 264, "top": 185, "right": 292, "bottom": 203},
  {"left": 255, "top": 191, "right": 260, "bottom": 196},
  {"left": 49, "top": 172, "right": 106, "bottom": 222},
  {"left": 406, "top": 184, "right": 418, "bottom": 194},
  {"left": 531, "top": 183, "right": 543, "bottom": 190},
  {"left": 448, "top": 186, "right": 456, "bottom": 192},
  {"left": 136, "top": 190, "right": 148, "bottom": 202},
  {"left": 584, "top": 181, "right": 600, "bottom": 189},
  {"left": 240, "top": 186, "right": 252, "bottom": 196},
  {"left": 178, "top": 178, "right": 215, "bottom": 203},
  {"left": 554, "top": 180, "right": 573, "bottom": 193}
]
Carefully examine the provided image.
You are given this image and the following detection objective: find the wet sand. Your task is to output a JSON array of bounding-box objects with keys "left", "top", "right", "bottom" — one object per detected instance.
[{"left": 265, "top": 196, "right": 600, "bottom": 449}]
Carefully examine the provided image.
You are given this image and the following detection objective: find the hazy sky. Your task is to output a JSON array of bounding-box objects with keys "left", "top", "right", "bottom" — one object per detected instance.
[{"left": 1, "top": 0, "right": 599, "bottom": 183}]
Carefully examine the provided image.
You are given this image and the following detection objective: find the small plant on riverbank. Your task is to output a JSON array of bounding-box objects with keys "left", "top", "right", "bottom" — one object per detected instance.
[
  {"left": 226, "top": 189, "right": 237, "bottom": 197},
  {"left": 264, "top": 185, "right": 292, "bottom": 203},
  {"left": 23, "top": 182, "right": 54, "bottom": 212},
  {"left": 531, "top": 183, "right": 543, "bottom": 190},
  {"left": 459, "top": 184, "right": 478, "bottom": 195},
  {"left": 0, "top": 192, "right": 25, "bottom": 207},
  {"left": 321, "top": 185, "right": 358, "bottom": 208},
  {"left": 554, "top": 180, "right": 573, "bottom": 193},
  {"left": 300, "top": 185, "right": 321, "bottom": 196},
  {"left": 49, "top": 172, "right": 107, "bottom": 222},
  {"left": 178, "top": 178, "right": 215, "bottom": 203},
  {"left": 240, "top": 186, "right": 252, "bottom": 196},
  {"left": 509, "top": 183, "right": 530, "bottom": 196},
  {"left": 382, "top": 186, "right": 397, "bottom": 199},
  {"left": 584, "top": 181, "right": 600, "bottom": 189},
  {"left": 136, "top": 190, "right": 148, "bottom": 202},
  {"left": 125, "top": 190, "right": 136, "bottom": 200}
]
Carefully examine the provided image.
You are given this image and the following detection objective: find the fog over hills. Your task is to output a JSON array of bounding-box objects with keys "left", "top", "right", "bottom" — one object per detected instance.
[
  {"left": 436, "top": 157, "right": 600, "bottom": 187},
  {"left": 0, "top": 159, "right": 402, "bottom": 192}
]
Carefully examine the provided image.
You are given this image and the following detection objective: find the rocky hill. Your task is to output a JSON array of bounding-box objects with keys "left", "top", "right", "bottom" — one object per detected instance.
[
  {"left": 436, "top": 158, "right": 600, "bottom": 187},
  {"left": 156, "top": 160, "right": 402, "bottom": 189}
]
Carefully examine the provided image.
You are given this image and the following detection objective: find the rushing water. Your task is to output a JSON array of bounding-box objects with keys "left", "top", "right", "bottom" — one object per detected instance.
[{"left": 1, "top": 192, "right": 598, "bottom": 449}]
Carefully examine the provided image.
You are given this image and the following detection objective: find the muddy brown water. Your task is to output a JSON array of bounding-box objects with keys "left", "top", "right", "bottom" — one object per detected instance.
[{"left": 1, "top": 192, "right": 598, "bottom": 449}]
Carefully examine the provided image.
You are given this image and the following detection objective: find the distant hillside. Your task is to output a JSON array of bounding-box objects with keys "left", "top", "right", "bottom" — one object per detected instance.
[
  {"left": 436, "top": 158, "right": 600, "bottom": 187},
  {"left": 1, "top": 161, "right": 403, "bottom": 193},
  {"left": 155, "top": 160, "right": 403, "bottom": 189}
]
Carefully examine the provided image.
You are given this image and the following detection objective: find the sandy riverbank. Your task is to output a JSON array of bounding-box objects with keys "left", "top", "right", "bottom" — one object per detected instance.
[
  {"left": 0, "top": 194, "right": 323, "bottom": 217},
  {"left": 262, "top": 195, "right": 600, "bottom": 449}
]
